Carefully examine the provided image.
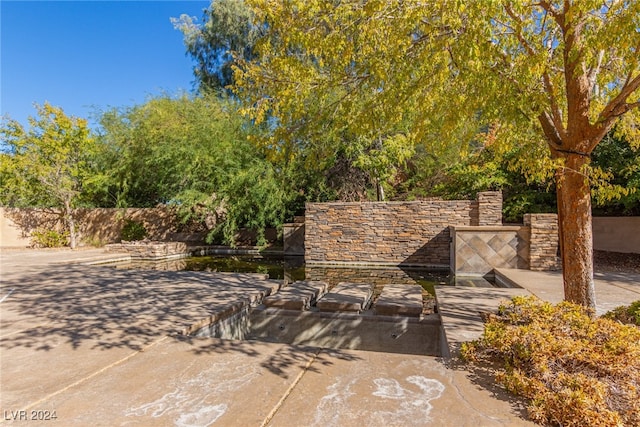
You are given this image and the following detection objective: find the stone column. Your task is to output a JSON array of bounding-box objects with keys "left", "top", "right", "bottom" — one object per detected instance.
[
  {"left": 524, "top": 213, "right": 560, "bottom": 271},
  {"left": 477, "top": 191, "right": 503, "bottom": 226}
]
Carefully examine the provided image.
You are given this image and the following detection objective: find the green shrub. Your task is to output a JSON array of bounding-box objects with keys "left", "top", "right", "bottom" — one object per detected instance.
[
  {"left": 31, "top": 228, "right": 69, "bottom": 248},
  {"left": 461, "top": 296, "right": 640, "bottom": 426},
  {"left": 120, "top": 219, "right": 147, "bottom": 241},
  {"left": 82, "top": 235, "right": 107, "bottom": 248},
  {"left": 603, "top": 301, "right": 640, "bottom": 327}
]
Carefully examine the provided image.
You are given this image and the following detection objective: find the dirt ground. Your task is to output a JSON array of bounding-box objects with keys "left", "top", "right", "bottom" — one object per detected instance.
[{"left": 594, "top": 250, "right": 640, "bottom": 274}]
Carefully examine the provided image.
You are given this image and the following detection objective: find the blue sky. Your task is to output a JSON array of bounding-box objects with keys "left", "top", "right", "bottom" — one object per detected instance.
[{"left": 1, "top": 0, "right": 210, "bottom": 128}]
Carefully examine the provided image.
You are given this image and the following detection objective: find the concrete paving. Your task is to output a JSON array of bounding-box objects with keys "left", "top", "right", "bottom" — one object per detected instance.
[
  {"left": 373, "top": 283, "right": 423, "bottom": 317},
  {"left": 316, "top": 282, "right": 374, "bottom": 313},
  {"left": 495, "top": 268, "right": 640, "bottom": 315},
  {"left": 262, "top": 281, "right": 328, "bottom": 311},
  {"left": 2, "top": 247, "right": 637, "bottom": 426},
  {"left": 436, "top": 268, "right": 640, "bottom": 357}
]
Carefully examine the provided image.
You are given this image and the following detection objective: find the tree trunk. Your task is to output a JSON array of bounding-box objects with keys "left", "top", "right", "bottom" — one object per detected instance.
[
  {"left": 555, "top": 152, "right": 596, "bottom": 312},
  {"left": 376, "top": 178, "right": 385, "bottom": 201},
  {"left": 63, "top": 199, "right": 78, "bottom": 250}
]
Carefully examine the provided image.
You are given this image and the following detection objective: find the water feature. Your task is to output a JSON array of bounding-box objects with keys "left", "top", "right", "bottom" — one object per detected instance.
[
  {"left": 108, "top": 254, "right": 498, "bottom": 293},
  {"left": 105, "top": 254, "right": 501, "bottom": 355},
  {"left": 194, "top": 307, "right": 443, "bottom": 356}
]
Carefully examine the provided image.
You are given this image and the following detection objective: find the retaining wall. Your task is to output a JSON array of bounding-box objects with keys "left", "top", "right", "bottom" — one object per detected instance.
[
  {"left": 0, "top": 207, "right": 179, "bottom": 247},
  {"left": 283, "top": 216, "right": 305, "bottom": 255},
  {"left": 592, "top": 217, "right": 640, "bottom": 254},
  {"left": 304, "top": 192, "right": 503, "bottom": 268}
]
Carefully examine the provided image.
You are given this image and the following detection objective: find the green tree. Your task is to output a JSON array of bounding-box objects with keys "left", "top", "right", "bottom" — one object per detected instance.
[
  {"left": 96, "top": 94, "right": 298, "bottom": 245},
  {"left": 459, "top": 1, "right": 640, "bottom": 310},
  {"left": 591, "top": 131, "right": 640, "bottom": 215},
  {"left": 174, "top": 1, "right": 417, "bottom": 200},
  {"left": 172, "top": 0, "right": 261, "bottom": 93},
  {"left": 0, "top": 103, "right": 98, "bottom": 248},
  {"left": 234, "top": 0, "right": 640, "bottom": 311},
  {"left": 406, "top": 127, "right": 638, "bottom": 221}
]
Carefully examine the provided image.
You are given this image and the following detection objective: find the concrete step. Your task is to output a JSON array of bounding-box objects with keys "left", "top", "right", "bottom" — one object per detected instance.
[
  {"left": 316, "top": 282, "right": 374, "bottom": 313},
  {"left": 262, "top": 280, "right": 328, "bottom": 310},
  {"left": 374, "top": 283, "right": 423, "bottom": 317},
  {"left": 434, "top": 285, "right": 531, "bottom": 357}
]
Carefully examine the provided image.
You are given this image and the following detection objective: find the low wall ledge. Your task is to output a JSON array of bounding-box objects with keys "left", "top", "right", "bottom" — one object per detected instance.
[
  {"left": 305, "top": 260, "right": 450, "bottom": 270},
  {"left": 451, "top": 225, "right": 525, "bottom": 232}
]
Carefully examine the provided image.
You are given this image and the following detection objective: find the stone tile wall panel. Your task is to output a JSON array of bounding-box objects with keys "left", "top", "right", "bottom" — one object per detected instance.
[{"left": 452, "top": 226, "right": 530, "bottom": 275}]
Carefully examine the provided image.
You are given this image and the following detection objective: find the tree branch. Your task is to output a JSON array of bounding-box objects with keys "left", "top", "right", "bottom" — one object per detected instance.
[
  {"left": 504, "top": 3, "right": 537, "bottom": 57},
  {"left": 538, "top": 111, "right": 563, "bottom": 150},
  {"left": 586, "top": 50, "right": 604, "bottom": 94},
  {"left": 588, "top": 76, "right": 640, "bottom": 152},
  {"left": 541, "top": 72, "right": 566, "bottom": 139},
  {"left": 538, "top": 0, "right": 561, "bottom": 18},
  {"left": 598, "top": 73, "right": 640, "bottom": 123}
]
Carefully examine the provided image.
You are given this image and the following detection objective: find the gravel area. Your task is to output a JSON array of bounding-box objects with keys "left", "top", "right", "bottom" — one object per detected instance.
[{"left": 594, "top": 250, "right": 640, "bottom": 274}]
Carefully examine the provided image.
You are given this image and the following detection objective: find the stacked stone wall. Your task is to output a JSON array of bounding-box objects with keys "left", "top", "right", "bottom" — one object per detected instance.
[
  {"left": 477, "top": 191, "right": 503, "bottom": 225},
  {"left": 524, "top": 213, "right": 560, "bottom": 270},
  {"left": 106, "top": 241, "right": 188, "bottom": 259},
  {"left": 304, "top": 192, "right": 503, "bottom": 267}
]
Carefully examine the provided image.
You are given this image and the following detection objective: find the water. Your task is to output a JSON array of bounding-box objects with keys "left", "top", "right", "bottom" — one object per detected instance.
[
  {"left": 184, "top": 254, "right": 305, "bottom": 281},
  {"left": 184, "top": 255, "right": 459, "bottom": 293},
  {"left": 109, "top": 254, "right": 498, "bottom": 296}
]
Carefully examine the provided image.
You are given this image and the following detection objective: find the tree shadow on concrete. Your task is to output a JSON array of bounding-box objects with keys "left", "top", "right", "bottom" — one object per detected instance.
[
  {"left": 1, "top": 264, "right": 366, "bottom": 379},
  {"left": 0, "top": 265, "right": 280, "bottom": 352},
  {"left": 434, "top": 285, "right": 534, "bottom": 423},
  {"left": 441, "top": 354, "right": 532, "bottom": 423},
  {"left": 594, "top": 270, "right": 640, "bottom": 287},
  {"left": 179, "top": 335, "right": 362, "bottom": 379}
]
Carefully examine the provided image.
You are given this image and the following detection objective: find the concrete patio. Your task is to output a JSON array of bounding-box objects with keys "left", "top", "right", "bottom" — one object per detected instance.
[{"left": 1, "top": 248, "right": 638, "bottom": 426}]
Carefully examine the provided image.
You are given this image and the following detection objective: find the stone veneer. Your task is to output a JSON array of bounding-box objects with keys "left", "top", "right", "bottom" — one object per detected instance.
[
  {"left": 524, "top": 213, "right": 561, "bottom": 271},
  {"left": 304, "top": 192, "right": 503, "bottom": 267},
  {"left": 477, "top": 191, "right": 503, "bottom": 225},
  {"left": 106, "top": 241, "right": 189, "bottom": 260}
]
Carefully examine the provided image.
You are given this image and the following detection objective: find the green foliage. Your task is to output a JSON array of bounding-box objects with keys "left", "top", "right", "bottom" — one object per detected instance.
[
  {"left": 172, "top": 0, "right": 260, "bottom": 93},
  {"left": 591, "top": 132, "right": 640, "bottom": 215},
  {"left": 96, "top": 93, "right": 301, "bottom": 246},
  {"left": 404, "top": 126, "right": 638, "bottom": 221},
  {"left": 234, "top": 0, "right": 640, "bottom": 307},
  {"left": 0, "top": 103, "right": 99, "bottom": 248},
  {"left": 120, "top": 219, "right": 147, "bottom": 242},
  {"left": 30, "top": 228, "right": 69, "bottom": 248},
  {"left": 401, "top": 125, "right": 557, "bottom": 221},
  {"left": 0, "top": 103, "right": 97, "bottom": 208},
  {"left": 603, "top": 301, "right": 640, "bottom": 327},
  {"left": 233, "top": 1, "right": 437, "bottom": 200},
  {"left": 96, "top": 94, "right": 245, "bottom": 207},
  {"left": 461, "top": 296, "right": 640, "bottom": 426}
]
